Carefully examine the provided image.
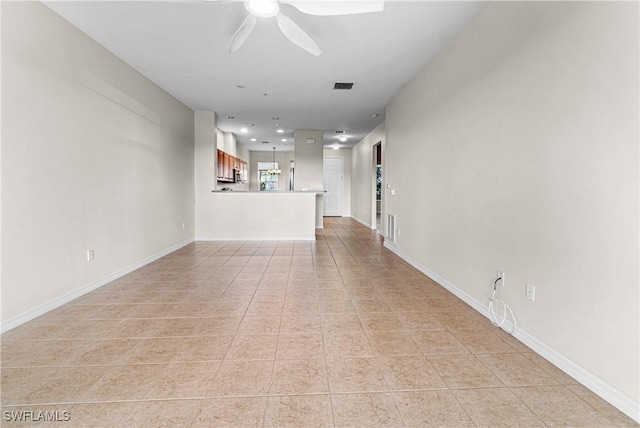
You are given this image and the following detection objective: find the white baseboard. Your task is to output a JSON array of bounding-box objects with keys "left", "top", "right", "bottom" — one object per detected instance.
[
  {"left": 351, "top": 215, "right": 372, "bottom": 229},
  {"left": 195, "top": 236, "right": 316, "bottom": 241},
  {"left": 383, "top": 241, "right": 640, "bottom": 424},
  {"left": 1, "top": 238, "right": 194, "bottom": 334}
]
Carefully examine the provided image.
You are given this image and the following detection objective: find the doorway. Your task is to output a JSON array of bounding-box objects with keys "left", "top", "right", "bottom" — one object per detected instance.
[
  {"left": 373, "top": 142, "right": 382, "bottom": 230},
  {"left": 323, "top": 157, "right": 343, "bottom": 216}
]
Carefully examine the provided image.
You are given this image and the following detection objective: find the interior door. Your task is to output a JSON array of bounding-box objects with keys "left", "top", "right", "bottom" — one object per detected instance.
[{"left": 323, "top": 157, "right": 343, "bottom": 216}]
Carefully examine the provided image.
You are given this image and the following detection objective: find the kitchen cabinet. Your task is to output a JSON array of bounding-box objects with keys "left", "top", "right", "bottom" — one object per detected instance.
[
  {"left": 217, "top": 149, "right": 247, "bottom": 183},
  {"left": 217, "top": 150, "right": 225, "bottom": 180}
]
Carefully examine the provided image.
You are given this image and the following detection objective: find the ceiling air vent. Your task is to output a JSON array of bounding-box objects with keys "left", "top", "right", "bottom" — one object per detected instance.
[
  {"left": 333, "top": 82, "right": 354, "bottom": 90},
  {"left": 261, "top": 141, "right": 269, "bottom": 144},
  {"left": 335, "top": 130, "right": 345, "bottom": 134}
]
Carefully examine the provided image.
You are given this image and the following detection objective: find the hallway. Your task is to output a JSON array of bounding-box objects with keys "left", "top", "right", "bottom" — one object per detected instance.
[{"left": 1, "top": 218, "right": 635, "bottom": 427}]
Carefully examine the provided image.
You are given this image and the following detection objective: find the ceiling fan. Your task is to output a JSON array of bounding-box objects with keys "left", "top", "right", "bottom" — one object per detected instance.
[{"left": 223, "top": 0, "right": 385, "bottom": 57}]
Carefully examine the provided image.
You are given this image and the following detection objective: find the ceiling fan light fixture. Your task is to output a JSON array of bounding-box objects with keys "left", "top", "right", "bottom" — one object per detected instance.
[{"left": 245, "top": 0, "right": 279, "bottom": 18}]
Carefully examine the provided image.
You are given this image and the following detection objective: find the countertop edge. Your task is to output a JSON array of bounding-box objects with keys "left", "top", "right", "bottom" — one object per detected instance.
[{"left": 211, "top": 190, "right": 324, "bottom": 194}]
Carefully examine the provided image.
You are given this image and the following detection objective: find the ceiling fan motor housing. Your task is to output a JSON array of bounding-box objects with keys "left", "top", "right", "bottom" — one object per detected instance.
[{"left": 245, "top": 0, "right": 279, "bottom": 18}]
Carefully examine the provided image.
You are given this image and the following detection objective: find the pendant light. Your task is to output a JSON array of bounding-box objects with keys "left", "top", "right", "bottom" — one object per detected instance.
[{"left": 267, "top": 147, "right": 281, "bottom": 175}]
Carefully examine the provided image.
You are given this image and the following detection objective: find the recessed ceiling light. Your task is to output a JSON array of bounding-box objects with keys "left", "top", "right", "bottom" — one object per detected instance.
[
  {"left": 272, "top": 117, "right": 280, "bottom": 121},
  {"left": 277, "top": 129, "right": 284, "bottom": 133},
  {"left": 236, "top": 85, "right": 245, "bottom": 89},
  {"left": 371, "top": 113, "right": 379, "bottom": 118},
  {"left": 250, "top": 138, "right": 257, "bottom": 142},
  {"left": 281, "top": 138, "right": 287, "bottom": 142},
  {"left": 333, "top": 144, "right": 340, "bottom": 150},
  {"left": 240, "top": 128, "right": 248, "bottom": 133},
  {"left": 338, "top": 136, "right": 348, "bottom": 142}
]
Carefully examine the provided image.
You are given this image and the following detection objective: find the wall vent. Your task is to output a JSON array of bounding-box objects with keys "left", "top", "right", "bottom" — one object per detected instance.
[
  {"left": 333, "top": 82, "right": 354, "bottom": 90},
  {"left": 385, "top": 213, "right": 396, "bottom": 243}
]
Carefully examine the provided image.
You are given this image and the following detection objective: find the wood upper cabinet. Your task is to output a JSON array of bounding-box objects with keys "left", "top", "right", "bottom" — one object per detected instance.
[
  {"left": 217, "top": 149, "right": 248, "bottom": 183},
  {"left": 224, "top": 153, "right": 232, "bottom": 180},
  {"left": 217, "top": 150, "right": 225, "bottom": 179}
]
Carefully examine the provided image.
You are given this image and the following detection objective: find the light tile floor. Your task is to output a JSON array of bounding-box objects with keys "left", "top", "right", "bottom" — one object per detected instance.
[{"left": 1, "top": 218, "right": 637, "bottom": 427}]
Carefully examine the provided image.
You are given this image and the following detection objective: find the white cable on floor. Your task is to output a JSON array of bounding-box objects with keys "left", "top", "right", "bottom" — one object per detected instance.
[{"left": 488, "top": 276, "right": 517, "bottom": 334}]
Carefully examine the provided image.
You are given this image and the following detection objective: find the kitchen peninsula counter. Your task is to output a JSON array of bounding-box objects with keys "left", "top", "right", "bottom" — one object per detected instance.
[{"left": 196, "top": 190, "right": 322, "bottom": 240}]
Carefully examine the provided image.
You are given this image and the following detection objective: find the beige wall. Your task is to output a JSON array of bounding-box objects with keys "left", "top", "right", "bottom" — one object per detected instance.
[
  {"left": 195, "top": 113, "right": 253, "bottom": 239},
  {"left": 351, "top": 123, "right": 385, "bottom": 228},
  {"left": 194, "top": 111, "right": 218, "bottom": 239},
  {"left": 1, "top": 2, "right": 195, "bottom": 328},
  {"left": 384, "top": 0, "right": 638, "bottom": 415},
  {"left": 293, "top": 130, "right": 324, "bottom": 191},
  {"left": 294, "top": 130, "right": 324, "bottom": 228}
]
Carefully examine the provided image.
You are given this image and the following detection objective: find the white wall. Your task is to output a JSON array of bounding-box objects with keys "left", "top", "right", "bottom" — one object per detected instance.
[
  {"left": 383, "top": 1, "right": 638, "bottom": 418},
  {"left": 351, "top": 123, "right": 385, "bottom": 228},
  {"left": 323, "top": 148, "right": 352, "bottom": 217},
  {"left": 1, "top": 2, "right": 195, "bottom": 328}
]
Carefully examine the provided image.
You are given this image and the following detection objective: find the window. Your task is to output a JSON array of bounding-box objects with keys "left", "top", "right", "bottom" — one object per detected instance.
[{"left": 258, "top": 161, "right": 279, "bottom": 191}]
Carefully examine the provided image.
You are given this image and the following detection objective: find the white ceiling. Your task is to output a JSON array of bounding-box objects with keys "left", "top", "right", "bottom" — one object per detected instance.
[{"left": 45, "top": 0, "right": 485, "bottom": 151}]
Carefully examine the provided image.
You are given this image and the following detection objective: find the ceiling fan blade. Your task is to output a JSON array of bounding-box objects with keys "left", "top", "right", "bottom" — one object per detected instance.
[
  {"left": 229, "top": 14, "right": 257, "bottom": 54},
  {"left": 275, "top": 12, "right": 322, "bottom": 57},
  {"left": 283, "top": 0, "right": 384, "bottom": 16}
]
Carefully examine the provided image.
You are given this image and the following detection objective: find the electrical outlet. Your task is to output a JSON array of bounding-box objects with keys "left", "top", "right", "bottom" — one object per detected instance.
[
  {"left": 86, "top": 249, "right": 95, "bottom": 261},
  {"left": 496, "top": 270, "right": 505, "bottom": 287},
  {"left": 525, "top": 283, "right": 536, "bottom": 302}
]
